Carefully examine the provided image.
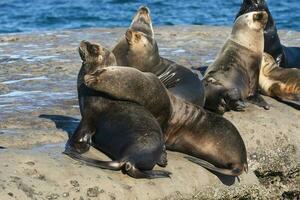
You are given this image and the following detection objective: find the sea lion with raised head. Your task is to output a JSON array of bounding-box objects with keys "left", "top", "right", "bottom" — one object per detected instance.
[
  {"left": 84, "top": 61, "right": 248, "bottom": 176},
  {"left": 236, "top": 0, "right": 300, "bottom": 68},
  {"left": 113, "top": 6, "right": 206, "bottom": 106},
  {"left": 65, "top": 41, "right": 170, "bottom": 179},
  {"left": 203, "top": 11, "right": 270, "bottom": 114},
  {"left": 259, "top": 53, "right": 300, "bottom": 108}
]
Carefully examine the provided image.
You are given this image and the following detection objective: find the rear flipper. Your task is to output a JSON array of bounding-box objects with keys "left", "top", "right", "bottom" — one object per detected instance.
[
  {"left": 269, "top": 83, "right": 300, "bottom": 109},
  {"left": 64, "top": 149, "right": 171, "bottom": 179},
  {"left": 63, "top": 148, "right": 123, "bottom": 170},
  {"left": 185, "top": 156, "right": 247, "bottom": 177},
  {"left": 247, "top": 94, "right": 270, "bottom": 110},
  {"left": 0, "top": 146, "right": 6, "bottom": 149},
  {"left": 277, "top": 98, "right": 300, "bottom": 110},
  {"left": 124, "top": 163, "right": 171, "bottom": 179}
]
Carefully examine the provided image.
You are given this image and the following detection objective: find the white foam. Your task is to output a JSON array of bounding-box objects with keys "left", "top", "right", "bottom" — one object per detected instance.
[{"left": 2, "top": 76, "right": 48, "bottom": 84}]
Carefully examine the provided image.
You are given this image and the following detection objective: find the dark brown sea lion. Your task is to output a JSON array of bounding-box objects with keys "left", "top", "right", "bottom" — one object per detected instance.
[
  {"left": 112, "top": 6, "right": 206, "bottom": 106},
  {"left": 259, "top": 53, "right": 300, "bottom": 108},
  {"left": 203, "top": 11, "right": 270, "bottom": 114},
  {"left": 235, "top": 0, "right": 300, "bottom": 68},
  {"left": 65, "top": 41, "right": 170, "bottom": 179},
  {"left": 85, "top": 65, "right": 248, "bottom": 177}
]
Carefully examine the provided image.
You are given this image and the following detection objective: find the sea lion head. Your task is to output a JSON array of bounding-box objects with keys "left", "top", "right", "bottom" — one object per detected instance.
[
  {"left": 84, "top": 66, "right": 164, "bottom": 104},
  {"left": 125, "top": 29, "right": 160, "bottom": 71},
  {"left": 236, "top": 0, "right": 267, "bottom": 17},
  {"left": 231, "top": 11, "right": 268, "bottom": 52},
  {"left": 79, "top": 40, "right": 117, "bottom": 72},
  {"left": 130, "top": 6, "right": 154, "bottom": 38}
]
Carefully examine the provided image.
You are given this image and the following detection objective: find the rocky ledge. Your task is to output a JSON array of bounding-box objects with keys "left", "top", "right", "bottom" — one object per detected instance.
[{"left": 0, "top": 26, "right": 299, "bottom": 200}]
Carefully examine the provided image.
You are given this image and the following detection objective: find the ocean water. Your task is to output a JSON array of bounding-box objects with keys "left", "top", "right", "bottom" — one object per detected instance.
[{"left": 0, "top": 0, "right": 299, "bottom": 34}]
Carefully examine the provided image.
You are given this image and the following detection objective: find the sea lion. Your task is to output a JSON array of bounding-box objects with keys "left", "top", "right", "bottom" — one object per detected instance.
[
  {"left": 112, "top": 6, "right": 206, "bottom": 107},
  {"left": 236, "top": 0, "right": 300, "bottom": 68},
  {"left": 259, "top": 53, "right": 300, "bottom": 108},
  {"left": 203, "top": 11, "right": 270, "bottom": 114},
  {"left": 65, "top": 41, "right": 170, "bottom": 179},
  {"left": 84, "top": 64, "right": 248, "bottom": 177}
]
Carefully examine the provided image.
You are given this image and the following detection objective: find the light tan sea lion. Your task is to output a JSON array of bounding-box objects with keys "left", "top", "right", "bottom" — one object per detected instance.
[
  {"left": 259, "top": 53, "right": 300, "bottom": 108},
  {"left": 204, "top": 11, "right": 270, "bottom": 114}
]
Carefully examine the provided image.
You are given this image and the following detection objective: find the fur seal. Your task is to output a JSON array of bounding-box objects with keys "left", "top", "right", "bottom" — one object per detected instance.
[
  {"left": 84, "top": 64, "right": 248, "bottom": 177},
  {"left": 65, "top": 41, "right": 170, "bottom": 179},
  {"left": 236, "top": 0, "right": 300, "bottom": 68},
  {"left": 203, "top": 11, "right": 270, "bottom": 114},
  {"left": 259, "top": 53, "right": 300, "bottom": 108},
  {"left": 112, "top": 6, "right": 206, "bottom": 106}
]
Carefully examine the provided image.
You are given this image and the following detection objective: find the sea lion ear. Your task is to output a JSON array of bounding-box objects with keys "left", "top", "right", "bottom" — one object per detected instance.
[{"left": 125, "top": 29, "right": 133, "bottom": 45}]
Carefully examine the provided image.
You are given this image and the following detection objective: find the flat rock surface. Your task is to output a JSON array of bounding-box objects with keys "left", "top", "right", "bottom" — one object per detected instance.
[{"left": 0, "top": 26, "right": 299, "bottom": 200}]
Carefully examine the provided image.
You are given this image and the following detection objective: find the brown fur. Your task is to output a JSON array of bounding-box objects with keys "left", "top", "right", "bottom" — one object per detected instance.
[{"left": 85, "top": 64, "right": 248, "bottom": 177}]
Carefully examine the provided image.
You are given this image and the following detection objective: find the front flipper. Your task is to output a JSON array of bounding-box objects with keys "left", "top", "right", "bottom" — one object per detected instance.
[
  {"left": 125, "top": 163, "right": 171, "bottom": 179},
  {"left": 67, "top": 118, "right": 95, "bottom": 154},
  {"left": 158, "top": 70, "right": 180, "bottom": 88},
  {"left": 224, "top": 88, "right": 246, "bottom": 112},
  {"left": 185, "top": 156, "right": 247, "bottom": 177},
  {"left": 157, "top": 145, "right": 168, "bottom": 167},
  {"left": 247, "top": 94, "right": 270, "bottom": 110}
]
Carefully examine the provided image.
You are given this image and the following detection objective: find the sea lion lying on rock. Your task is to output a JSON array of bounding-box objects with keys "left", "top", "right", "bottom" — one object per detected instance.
[
  {"left": 236, "top": 0, "right": 300, "bottom": 68},
  {"left": 65, "top": 41, "right": 170, "bottom": 179},
  {"left": 203, "top": 11, "right": 270, "bottom": 114},
  {"left": 83, "top": 45, "right": 248, "bottom": 176},
  {"left": 259, "top": 53, "right": 300, "bottom": 108},
  {"left": 113, "top": 6, "right": 206, "bottom": 106}
]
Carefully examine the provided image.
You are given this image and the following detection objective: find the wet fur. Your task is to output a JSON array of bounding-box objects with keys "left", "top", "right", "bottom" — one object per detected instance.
[
  {"left": 236, "top": 0, "right": 300, "bottom": 68},
  {"left": 204, "top": 11, "right": 269, "bottom": 114},
  {"left": 260, "top": 53, "right": 300, "bottom": 108},
  {"left": 85, "top": 66, "right": 248, "bottom": 177},
  {"left": 112, "top": 6, "right": 205, "bottom": 106},
  {"left": 66, "top": 41, "right": 170, "bottom": 179}
]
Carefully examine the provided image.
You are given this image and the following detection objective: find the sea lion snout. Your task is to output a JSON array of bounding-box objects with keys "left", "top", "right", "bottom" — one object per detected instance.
[
  {"left": 253, "top": 11, "right": 268, "bottom": 23},
  {"left": 138, "top": 6, "right": 150, "bottom": 15}
]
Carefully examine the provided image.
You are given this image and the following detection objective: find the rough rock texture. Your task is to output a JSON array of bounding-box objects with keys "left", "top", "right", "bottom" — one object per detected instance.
[{"left": 0, "top": 26, "right": 299, "bottom": 200}]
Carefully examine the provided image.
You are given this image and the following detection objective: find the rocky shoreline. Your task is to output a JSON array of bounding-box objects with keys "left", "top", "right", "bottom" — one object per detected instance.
[{"left": 0, "top": 26, "right": 299, "bottom": 200}]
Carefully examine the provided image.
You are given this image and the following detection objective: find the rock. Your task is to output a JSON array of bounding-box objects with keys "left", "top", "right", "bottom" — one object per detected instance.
[{"left": 0, "top": 26, "right": 299, "bottom": 200}]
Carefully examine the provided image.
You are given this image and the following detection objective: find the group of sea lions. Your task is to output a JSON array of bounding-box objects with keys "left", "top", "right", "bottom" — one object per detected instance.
[{"left": 64, "top": 0, "right": 300, "bottom": 179}]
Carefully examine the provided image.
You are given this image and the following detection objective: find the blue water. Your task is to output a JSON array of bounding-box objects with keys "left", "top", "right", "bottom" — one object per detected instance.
[{"left": 0, "top": 0, "right": 299, "bottom": 34}]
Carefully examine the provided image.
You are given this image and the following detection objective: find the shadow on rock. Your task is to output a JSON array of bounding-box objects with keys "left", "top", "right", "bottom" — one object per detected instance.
[{"left": 39, "top": 114, "right": 80, "bottom": 138}]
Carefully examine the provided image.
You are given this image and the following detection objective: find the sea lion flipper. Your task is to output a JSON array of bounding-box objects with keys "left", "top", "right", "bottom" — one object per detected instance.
[
  {"left": 158, "top": 71, "right": 180, "bottom": 88},
  {"left": 247, "top": 94, "right": 270, "bottom": 110},
  {"left": 157, "top": 146, "right": 168, "bottom": 167},
  {"left": 63, "top": 149, "right": 123, "bottom": 171},
  {"left": 278, "top": 98, "right": 300, "bottom": 110},
  {"left": 126, "top": 165, "right": 171, "bottom": 179},
  {"left": 185, "top": 156, "right": 244, "bottom": 177}
]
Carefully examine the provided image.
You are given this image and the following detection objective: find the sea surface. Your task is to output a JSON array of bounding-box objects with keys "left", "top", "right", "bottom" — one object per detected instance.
[{"left": 0, "top": 0, "right": 299, "bottom": 34}]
